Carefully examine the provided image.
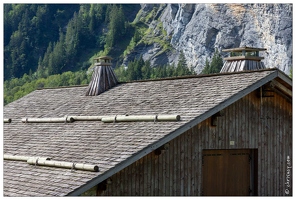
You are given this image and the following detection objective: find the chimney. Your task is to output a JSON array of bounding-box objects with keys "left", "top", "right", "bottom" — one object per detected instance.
[
  {"left": 86, "top": 56, "right": 118, "bottom": 96},
  {"left": 220, "top": 46, "right": 267, "bottom": 73}
]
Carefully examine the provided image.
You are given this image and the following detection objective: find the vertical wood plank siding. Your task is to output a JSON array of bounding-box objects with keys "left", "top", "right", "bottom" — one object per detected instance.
[{"left": 98, "top": 89, "right": 292, "bottom": 196}]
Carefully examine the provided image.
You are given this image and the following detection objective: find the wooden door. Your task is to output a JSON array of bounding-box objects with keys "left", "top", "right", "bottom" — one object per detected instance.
[{"left": 202, "top": 149, "right": 254, "bottom": 196}]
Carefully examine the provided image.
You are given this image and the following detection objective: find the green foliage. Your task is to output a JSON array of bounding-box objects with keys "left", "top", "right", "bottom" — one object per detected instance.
[
  {"left": 142, "top": 6, "right": 158, "bottom": 24},
  {"left": 289, "top": 68, "right": 292, "bottom": 79},
  {"left": 175, "top": 52, "right": 192, "bottom": 76},
  {"left": 105, "top": 5, "right": 127, "bottom": 48},
  {"left": 4, "top": 4, "right": 80, "bottom": 80},
  {"left": 139, "top": 21, "right": 171, "bottom": 53},
  {"left": 4, "top": 70, "right": 91, "bottom": 105},
  {"left": 5, "top": 54, "right": 195, "bottom": 105},
  {"left": 115, "top": 56, "right": 195, "bottom": 82},
  {"left": 4, "top": 4, "right": 196, "bottom": 105},
  {"left": 123, "top": 22, "right": 148, "bottom": 57},
  {"left": 4, "top": 4, "right": 139, "bottom": 81},
  {"left": 201, "top": 49, "right": 224, "bottom": 74}
]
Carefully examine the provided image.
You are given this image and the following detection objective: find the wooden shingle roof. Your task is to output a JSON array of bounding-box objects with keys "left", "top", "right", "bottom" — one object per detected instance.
[{"left": 3, "top": 69, "right": 291, "bottom": 196}]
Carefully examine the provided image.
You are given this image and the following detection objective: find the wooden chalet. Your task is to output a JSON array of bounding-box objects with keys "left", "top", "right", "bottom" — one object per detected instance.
[{"left": 3, "top": 53, "right": 292, "bottom": 196}]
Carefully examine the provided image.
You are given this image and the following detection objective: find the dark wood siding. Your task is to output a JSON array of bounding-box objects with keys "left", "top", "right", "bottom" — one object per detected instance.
[{"left": 96, "top": 89, "right": 292, "bottom": 196}]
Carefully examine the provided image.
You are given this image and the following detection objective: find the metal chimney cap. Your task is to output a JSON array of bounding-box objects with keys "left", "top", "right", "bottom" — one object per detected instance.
[
  {"left": 94, "top": 56, "right": 113, "bottom": 66},
  {"left": 222, "top": 46, "right": 267, "bottom": 52},
  {"left": 97, "top": 56, "right": 113, "bottom": 60}
]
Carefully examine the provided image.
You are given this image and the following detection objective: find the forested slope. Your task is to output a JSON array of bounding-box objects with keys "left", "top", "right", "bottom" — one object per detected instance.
[
  {"left": 5, "top": 4, "right": 291, "bottom": 105},
  {"left": 4, "top": 4, "right": 198, "bottom": 105}
]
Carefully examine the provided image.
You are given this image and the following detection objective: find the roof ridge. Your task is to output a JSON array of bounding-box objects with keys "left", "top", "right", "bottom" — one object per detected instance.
[
  {"left": 37, "top": 68, "right": 279, "bottom": 90},
  {"left": 127, "top": 68, "right": 279, "bottom": 83},
  {"left": 37, "top": 84, "right": 89, "bottom": 90}
]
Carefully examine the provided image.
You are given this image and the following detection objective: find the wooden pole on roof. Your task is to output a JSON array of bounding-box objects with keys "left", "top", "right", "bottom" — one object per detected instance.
[
  {"left": 4, "top": 155, "right": 51, "bottom": 162},
  {"left": 21, "top": 117, "right": 74, "bottom": 123},
  {"left": 4, "top": 118, "right": 12, "bottom": 123},
  {"left": 27, "top": 158, "right": 99, "bottom": 172},
  {"left": 68, "top": 116, "right": 108, "bottom": 121},
  {"left": 101, "top": 114, "right": 181, "bottom": 123}
]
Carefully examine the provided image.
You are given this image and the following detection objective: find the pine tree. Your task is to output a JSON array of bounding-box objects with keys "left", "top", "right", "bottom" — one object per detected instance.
[
  {"left": 210, "top": 48, "right": 223, "bottom": 73},
  {"left": 175, "top": 51, "right": 193, "bottom": 76},
  {"left": 88, "top": 5, "right": 96, "bottom": 33},
  {"left": 141, "top": 60, "right": 151, "bottom": 80},
  {"left": 201, "top": 49, "right": 224, "bottom": 74},
  {"left": 106, "top": 5, "right": 126, "bottom": 48},
  {"left": 37, "top": 56, "right": 45, "bottom": 78},
  {"left": 202, "top": 58, "right": 211, "bottom": 74},
  {"left": 42, "top": 42, "right": 53, "bottom": 71}
]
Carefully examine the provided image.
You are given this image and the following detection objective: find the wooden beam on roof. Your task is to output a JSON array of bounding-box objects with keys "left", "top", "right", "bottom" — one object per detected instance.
[
  {"left": 272, "top": 87, "right": 292, "bottom": 103},
  {"left": 4, "top": 118, "right": 11, "bottom": 123},
  {"left": 68, "top": 116, "right": 108, "bottom": 121},
  {"left": 4, "top": 155, "right": 51, "bottom": 162},
  {"left": 101, "top": 115, "right": 181, "bottom": 123},
  {"left": 270, "top": 80, "right": 292, "bottom": 97},
  {"left": 222, "top": 47, "right": 267, "bottom": 52},
  {"left": 277, "top": 71, "right": 292, "bottom": 86},
  {"left": 211, "top": 111, "right": 224, "bottom": 126},
  {"left": 21, "top": 117, "right": 74, "bottom": 123},
  {"left": 4, "top": 155, "right": 99, "bottom": 172},
  {"left": 27, "top": 158, "right": 99, "bottom": 172}
]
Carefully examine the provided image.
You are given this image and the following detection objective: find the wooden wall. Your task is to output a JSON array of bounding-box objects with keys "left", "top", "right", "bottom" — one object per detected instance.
[{"left": 96, "top": 88, "right": 292, "bottom": 196}]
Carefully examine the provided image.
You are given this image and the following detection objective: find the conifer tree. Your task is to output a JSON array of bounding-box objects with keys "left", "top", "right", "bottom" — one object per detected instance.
[
  {"left": 201, "top": 49, "right": 224, "bottom": 74},
  {"left": 175, "top": 51, "right": 193, "bottom": 76},
  {"left": 210, "top": 48, "right": 224, "bottom": 73},
  {"left": 141, "top": 60, "right": 151, "bottom": 80},
  {"left": 88, "top": 5, "right": 96, "bottom": 33},
  {"left": 202, "top": 58, "right": 211, "bottom": 74},
  {"left": 106, "top": 5, "right": 126, "bottom": 48}
]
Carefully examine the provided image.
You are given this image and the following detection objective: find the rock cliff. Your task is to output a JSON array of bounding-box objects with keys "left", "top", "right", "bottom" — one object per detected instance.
[{"left": 124, "top": 3, "right": 292, "bottom": 74}]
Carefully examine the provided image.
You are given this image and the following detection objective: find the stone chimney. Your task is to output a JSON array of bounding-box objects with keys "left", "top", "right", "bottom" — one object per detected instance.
[
  {"left": 220, "top": 46, "right": 267, "bottom": 73},
  {"left": 85, "top": 56, "right": 118, "bottom": 96}
]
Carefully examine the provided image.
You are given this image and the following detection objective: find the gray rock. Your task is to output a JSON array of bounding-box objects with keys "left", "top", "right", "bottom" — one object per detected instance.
[{"left": 124, "top": 3, "right": 292, "bottom": 75}]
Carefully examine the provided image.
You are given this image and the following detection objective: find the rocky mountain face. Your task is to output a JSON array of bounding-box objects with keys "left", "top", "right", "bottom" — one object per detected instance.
[{"left": 124, "top": 4, "right": 292, "bottom": 74}]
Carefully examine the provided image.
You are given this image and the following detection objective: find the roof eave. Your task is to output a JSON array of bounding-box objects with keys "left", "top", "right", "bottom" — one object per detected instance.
[{"left": 277, "top": 70, "right": 292, "bottom": 86}]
